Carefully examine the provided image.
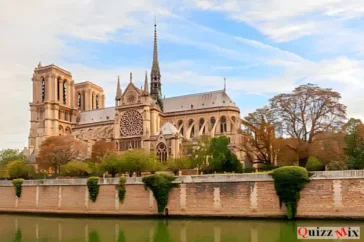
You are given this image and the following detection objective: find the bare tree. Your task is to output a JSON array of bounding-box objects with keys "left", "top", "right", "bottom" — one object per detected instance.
[{"left": 269, "top": 83, "right": 346, "bottom": 167}]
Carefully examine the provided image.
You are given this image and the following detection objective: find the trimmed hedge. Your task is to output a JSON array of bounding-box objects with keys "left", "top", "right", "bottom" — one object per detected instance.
[
  {"left": 87, "top": 177, "right": 99, "bottom": 202},
  {"left": 142, "top": 173, "right": 178, "bottom": 213},
  {"left": 12, "top": 178, "right": 24, "bottom": 198},
  {"left": 271, "top": 166, "right": 310, "bottom": 219},
  {"left": 118, "top": 176, "right": 126, "bottom": 203}
]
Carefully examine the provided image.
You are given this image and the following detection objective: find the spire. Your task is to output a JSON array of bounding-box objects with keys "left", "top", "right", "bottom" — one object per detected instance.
[
  {"left": 151, "top": 16, "right": 161, "bottom": 80},
  {"left": 130, "top": 72, "right": 132, "bottom": 83},
  {"left": 115, "top": 76, "right": 122, "bottom": 100},
  {"left": 224, "top": 77, "right": 226, "bottom": 92},
  {"left": 144, "top": 71, "right": 149, "bottom": 94}
]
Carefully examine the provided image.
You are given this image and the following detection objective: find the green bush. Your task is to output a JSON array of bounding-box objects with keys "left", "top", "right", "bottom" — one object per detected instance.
[
  {"left": 142, "top": 173, "right": 178, "bottom": 213},
  {"left": 61, "top": 161, "right": 92, "bottom": 177},
  {"left": 7, "top": 160, "right": 34, "bottom": 179},
  {"left": 327, "top": 161, "right": 348, "bottom": 171},
  {"left": 167, "top": 158, "right": 191, "bottom": 175},
  {"left": 271, "top": 166, "right": 310, "bottom": 219},
  {"left": 118, "top": 176, "right": 126, "bottom": 203},
  {"left": 12, "top": 178, "right": 24, "bottom": 198},
  {"left": 87, "top": 177, "right": 99, "bottom": 202},
  {"left": 242, "top": 167, "right": 255, "bottom": 173},
  {"left": 306, "top": 156, "right": 324, "bottom": 171}
]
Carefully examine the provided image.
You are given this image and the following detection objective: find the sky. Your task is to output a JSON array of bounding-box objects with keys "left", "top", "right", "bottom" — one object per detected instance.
[{"left": 1, "top": 0, "right": 364, "bottom": 150}]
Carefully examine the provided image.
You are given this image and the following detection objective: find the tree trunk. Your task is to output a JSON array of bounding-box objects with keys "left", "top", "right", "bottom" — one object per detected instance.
[{"left": 298, "top": 156, "right": 309, "bottom": 167}]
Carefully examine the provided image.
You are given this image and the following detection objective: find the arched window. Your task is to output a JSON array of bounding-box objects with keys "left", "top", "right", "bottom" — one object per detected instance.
[
  {"left": 59, "top": 125, "right": 64, "bottom": 136},
  {"left": 41, "top": 77, "right": 45, "bottom": 102},
  {"left": 63, "top": 81, "right": 67, "bottom": 105},
  {"left": 189, "top": 119, "right": 194, "bottom": 137},
  {"left": 231, "top": 116, "right": 236, "bottom": 131},
  {"left": 82, "top": 91, "right": 86, "bottom": 111},
  {"left": 57, "top": 77, "right": 61, "bottom": 101},
  {"left": 156, "top": 143, "right": 167, "bottom": 163},
  {"left": 96, "top": 95, "right": 99, "bottom": 109},
  {"left": 210, "top": 117, "right": 216, "bottom": 129},
  {"left": 178, "top": 120, "right": 184, "bottom": 136},
  {"left": 78, "top": 92, "right": 81, "bottom": 109},
  {"left": 220, "top": 116, "right": 227, "bottom": 133},
  {"left": 92, "top": 93, "right": 94, "bottom": 110},
  {"left": 199, "top": 118, "right": 205, "bottom": 134}
]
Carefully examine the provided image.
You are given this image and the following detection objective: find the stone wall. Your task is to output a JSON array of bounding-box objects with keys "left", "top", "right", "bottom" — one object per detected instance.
[{"left": 1, "top": 171, "right": 364, "bottom": 218}]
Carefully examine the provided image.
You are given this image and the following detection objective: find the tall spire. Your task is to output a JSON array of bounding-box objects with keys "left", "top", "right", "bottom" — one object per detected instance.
[
  {"left": 144, "top": 71, "right": 149, "bottom": 94},
  {"left": 130, "top": 72, "right": 132, "bottom": 83},
  {"left": 150, "top": 15, "right": 162, "bottom": 106},
  {"left": 151, "top": 15, "right": 160, "bottom": 77},
  {"left": 115, "top": 76, "right": 122, "bottom": 99}
]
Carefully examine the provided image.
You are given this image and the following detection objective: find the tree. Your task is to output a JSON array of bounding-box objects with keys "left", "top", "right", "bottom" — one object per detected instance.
[
  {"left": 121, "top": 149, "right": 159, "bottom": 177},
  {"left": 189, "top": 135, "right": 211, "bottom": 170},
  {"left": 269, "top": 83, "right": 346, "bottom": 167},
  {"left": 241, "top": 107, "right": 278, "bottom": 165},
  {"left": 100, "top": 152, "right": 125, "bottom": 177},
  {"left": 208, "top": 136, "right": 242, "bottom": 173},
  {"left": 91, "top": 140, "right": 114, "bottom": 163},
  {"left": 344, "top": 118, "right": 364, "bottom": 169},
  {"left": 37, "top": 136, "right": 87, "bottom": 174},
  {"left": 0, "top": 149, "right": 24, "bottom": 165},
  {"left": 6, "top": 160, "right": 34, "bottom": 179},
  {"left": 60, "top": 161, "right": 92, "bottom": 177},
  {"left": 167, "top": 157, "right": 192, "bottom": 175}
]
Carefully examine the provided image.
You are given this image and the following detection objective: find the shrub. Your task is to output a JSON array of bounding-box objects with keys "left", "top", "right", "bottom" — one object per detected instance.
[
  {"left": 12, "top": 178, "right": 24, "bottom": 198},
  {"left": 61, "top": 161, "right": 92, "bottom": 177},
  {"left": 142, "top": 174, "right": 178, "bottom": 213},
  {"left": 167, "top": 158, "right": 191, "bottom": 175},
  {"left": 327, "top": 161, "right": 348, "bottom": 171},
  {"left": 7, "top": 160, "right": 34, "bottom": 179},
  {"left": 118, "top": 176, "right": 126, "bottom": 203},
  {"left": 87, "top": 177, "right": 99, "bottom": 202},
  {"left": 242, "top": 167, "right": 255, "bottom": 173},
  {"left": 306, "top": 156, "right": 324, "bottom": 171},
  {"left": 271, "top": 166, "right": 310, "bottom": 219}
]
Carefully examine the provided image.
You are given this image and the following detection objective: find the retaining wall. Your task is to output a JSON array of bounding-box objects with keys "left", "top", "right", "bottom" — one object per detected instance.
[{"left": 1, "top": 171, "right": 364, "bottom": 218}]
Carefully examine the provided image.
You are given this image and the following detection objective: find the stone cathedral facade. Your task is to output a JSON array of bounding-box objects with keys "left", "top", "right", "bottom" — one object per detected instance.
[{"left": 26, "top": 25, "right": 245, "bottom": 164}]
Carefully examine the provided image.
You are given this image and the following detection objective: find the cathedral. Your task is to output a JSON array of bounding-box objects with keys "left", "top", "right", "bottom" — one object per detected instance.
[{"left": 26, "top": 24, "right": 245, "bottom": 164}]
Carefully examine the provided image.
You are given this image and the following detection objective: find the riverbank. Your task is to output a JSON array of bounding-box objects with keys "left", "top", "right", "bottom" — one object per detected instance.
[{"left": 1, "top": 171, "right": 364, "bottom": 219}]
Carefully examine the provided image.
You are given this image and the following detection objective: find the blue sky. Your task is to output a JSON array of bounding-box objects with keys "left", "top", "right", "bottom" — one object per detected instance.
[{"left": 1, "top": 0, "right": 364, "bottom": 149}]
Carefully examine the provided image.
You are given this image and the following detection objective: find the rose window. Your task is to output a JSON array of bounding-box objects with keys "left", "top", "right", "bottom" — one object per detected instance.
[{"left": 120, "top": 110, "right": 143, "bottom": 136}]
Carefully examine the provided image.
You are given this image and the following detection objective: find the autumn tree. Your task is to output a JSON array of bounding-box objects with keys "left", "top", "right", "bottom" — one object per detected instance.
[
  {"left": 37, "top": 136, "right": 87, "bottom": 174},
  {"left": 269, "top": 83, "right": 346, "bottom": 167},
  {"left": 241, "top": 107, "right": 278, "bottom": 165},
  {"left": 91, "top": 140, "right": 114, "bottom": 163}
]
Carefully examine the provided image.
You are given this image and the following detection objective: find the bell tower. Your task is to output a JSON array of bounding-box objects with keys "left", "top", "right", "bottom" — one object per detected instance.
[{"left": 150, "top": 20, "right": 163, "bottom": 110}]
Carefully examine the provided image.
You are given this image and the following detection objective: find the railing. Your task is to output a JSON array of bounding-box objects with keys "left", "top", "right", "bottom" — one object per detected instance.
[{"left": 1, "top": 170, "right": 364, "bottom": 186}]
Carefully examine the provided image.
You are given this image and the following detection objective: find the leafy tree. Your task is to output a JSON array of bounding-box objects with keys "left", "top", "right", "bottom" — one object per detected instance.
[
  {"left": 91, "top": 140, "right": 114, "bottom": 163},
  {"left": 269, "top": 83, "right": 347, "bottom": 167},
  {"left": 121, "top": 149, "right": 160, "bottom": 177},
  {"left": 61, "top": 161, "right": 92, "bottom": 177},
  {"left": 167, "top": 157, "right": 192, "bottom": 175},
  {"left": 7, "top": 160, "right": 34, "bottom": 179},
  {"left": 327, "top": 161, "right": 348, "bottom": 171},
  {"left": 0, "top": 149, "right": 24, "bottom": 165},
  {"left": 305, "top": 156, "right": 324, "bottom": 171},
  {"left": 344, "top": 118, "right": 364, "bottom": 169},
  {"left": 208, "top": 136, "right": 242, "bottom": 173},
  {"left": 37, "top": 136, "right": 87, "bottom": 174},
  {"left": 189, "top": 136, "right": 210, "bottom": 170},
  {"left": 100, "top": 152, "right": 125, "bottom": 177},
  {"left": 241, "top": 107, "right": 278, "bottom": 165}
]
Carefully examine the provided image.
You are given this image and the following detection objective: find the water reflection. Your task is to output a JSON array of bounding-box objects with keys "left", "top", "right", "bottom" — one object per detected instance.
[{"left": 1, "top": 214, "right": 364, "bottom": 242}]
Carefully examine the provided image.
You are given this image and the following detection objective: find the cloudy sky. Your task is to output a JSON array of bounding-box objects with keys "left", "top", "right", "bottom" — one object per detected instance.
[{"left": 1, "top": 0, "right": 364, "bottom": 149}]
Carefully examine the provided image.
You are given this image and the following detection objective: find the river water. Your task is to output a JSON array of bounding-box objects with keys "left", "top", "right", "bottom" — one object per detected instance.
[{"left": 0, "top": 214, "right": 363, "bottom": 241}]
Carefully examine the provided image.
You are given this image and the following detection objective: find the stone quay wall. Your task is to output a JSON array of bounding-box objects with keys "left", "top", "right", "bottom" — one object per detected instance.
[{"left": 1, "top": 170, "right": 364, "bottom": 218}]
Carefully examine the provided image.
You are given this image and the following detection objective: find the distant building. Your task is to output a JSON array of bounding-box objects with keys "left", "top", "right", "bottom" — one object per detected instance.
[{"left": 26, "top": 24, "right": 245, "bottom": 165}]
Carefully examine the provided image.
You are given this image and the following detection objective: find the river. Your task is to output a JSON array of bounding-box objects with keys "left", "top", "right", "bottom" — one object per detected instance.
[{"left": 0, "top": 214, "right": 363, "bottom": 241}]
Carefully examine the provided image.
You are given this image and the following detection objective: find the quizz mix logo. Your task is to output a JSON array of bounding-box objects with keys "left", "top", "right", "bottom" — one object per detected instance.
[{"left": 297, "top": 227, "right": 360, "bottom": 240}]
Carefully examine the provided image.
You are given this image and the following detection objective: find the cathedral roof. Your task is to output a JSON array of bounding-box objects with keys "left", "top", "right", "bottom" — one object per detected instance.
[
  {"left": 163, "top": 90, "right": 238, "bottom": 113},
  {"left": 156, "top": 122, "right": 179, "bottom": 135},
  {"left": 77, "top": 107, "right": 115, "bottom": 125}
]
